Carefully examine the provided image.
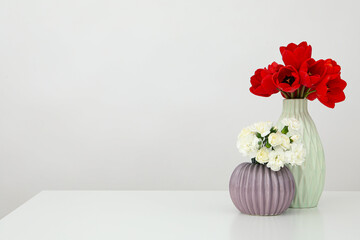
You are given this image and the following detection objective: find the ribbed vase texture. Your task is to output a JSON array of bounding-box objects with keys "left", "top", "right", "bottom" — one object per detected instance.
[
  {"left": 229, "top": 162, "right": 295, "bottom": 216},
  {"left": 278, "top": 99, "right": 325, "bottom": 208}
]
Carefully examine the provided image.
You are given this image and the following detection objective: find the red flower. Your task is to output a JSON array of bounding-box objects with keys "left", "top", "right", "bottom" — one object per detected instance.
[
  {"left": 273, "top": 65, "right": 300, "bottom": 92},
  {"left": 280, "top": 42, "right": 312, "bottom": 70},
  {"left": 248, "top": 42, "right": 347, "bottom": 108},
  {"left": 299, "top": 58, "right": 326, "bottom": 88},
  {"left": 324, "top": 59, "right": 341, "bottom": 75},
  {"left": 268, "top": 61, "right": 283, "bottom": 74},
  {"left": 307, "top": 59, "right": 343, "bottom": 102},
  {"left": 249, "top": 62, "right": 281, "bottom": 97},
  {"left": 306, "top": 90, "right": 317, "bottom": 101},
  {"left": 315, "top": 74, "right": 347, "bottom": 108}
]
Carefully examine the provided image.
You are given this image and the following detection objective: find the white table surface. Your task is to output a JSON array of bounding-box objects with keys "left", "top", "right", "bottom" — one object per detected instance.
[{"left": 0, "top": 191, "right": 358, "bottom": 240}]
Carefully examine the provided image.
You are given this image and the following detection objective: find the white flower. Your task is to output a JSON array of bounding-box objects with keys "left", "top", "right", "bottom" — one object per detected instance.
[
  {"left": 236, "top": 120, "right": 306, "bottom": 171},
  {"left": 290, "top": 135, "right": 299, "bottom": 142},
  {"left": 267, "top": 148, "right": 285, "bottom": 171},
  {"left": 281, "top": 118, "right": 301, "bottom": 131},
  {"left": 239, "top": 127, "right": 252, "bottom": 138},
  {"left": 251, "top": 121, "right": 273, "bottom": 137},
  {"left": 285, "top": 143, "right": 306, "bottom": 166},
  {"left": 237, "top": 132, "right": 259, "bottom": 158},
  {"left": 268, "top": 132, "right": 283, "bottom": 147},
  {"left": 280, "top": 134, "right": 291, "bottom": 150},
  {"left": 256, "top": 147, "right": 270, "bottom": 164}
]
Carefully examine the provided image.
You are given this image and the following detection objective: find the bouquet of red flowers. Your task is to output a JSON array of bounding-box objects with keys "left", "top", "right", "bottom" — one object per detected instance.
[{"left": 250, "top": 42, "right": 347, "bottom": 108}]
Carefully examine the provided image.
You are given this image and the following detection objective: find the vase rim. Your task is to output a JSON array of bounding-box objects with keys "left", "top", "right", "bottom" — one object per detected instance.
[{"left": 283, "top": 99, "right": 308, "bottom": 102}]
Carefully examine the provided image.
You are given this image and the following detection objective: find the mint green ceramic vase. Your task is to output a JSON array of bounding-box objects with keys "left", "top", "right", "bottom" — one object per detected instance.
[{"left": 278, "top": 99, "right": 325, "bottom": 208}]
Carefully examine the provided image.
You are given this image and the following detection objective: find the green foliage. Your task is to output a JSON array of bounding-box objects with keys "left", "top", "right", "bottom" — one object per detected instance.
[
  {"left": 281, "top": 126, "right": 289, "bottom": 134},
  {"left": 255, "top": 132, "right": 262, "bottom": 139},
  {"left": 270, "top": 127, "right": 277, "bottom": 134}
]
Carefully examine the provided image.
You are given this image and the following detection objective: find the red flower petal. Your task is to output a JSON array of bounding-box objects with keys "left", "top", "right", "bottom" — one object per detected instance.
[
  {"left": 318, "top": 96, "right": 335, "bottom": 108},
  {"left": 307, "top": 91, "right": 317, "bottom": 101},
  {"left": 280, "top": 41, "right": 312, "bottom": 70},
  {"left": 324, "top": 59, "right": 341, "bottom": 75},
  {"left": 327, "top": 77, "right": 347, "bottom": 90},
  {"left": 273, "top": 65, "right": 300, "bottom": 92},
  {"left": 249, "top": 67, "right": 279, "bottom": 97},
  {"left": 299, "top": 58, "right": 325, "bottom": 88}
]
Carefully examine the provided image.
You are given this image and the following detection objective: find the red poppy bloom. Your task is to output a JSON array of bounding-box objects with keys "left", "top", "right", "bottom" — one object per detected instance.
[
  {"left": 249, "top": 62, "right": 281, "bottom": 97},
  {"left": 273, "top": 65, "right": 300, "bottom": 92},
  {"left": 299, "top": 58, "right": 326, "bottom": 88},
  {"left": 315, "top": 74, "right": 347, "bottom": 108},
  {"left": 280, "top": 41, "right": 312, "bottom": 70}
]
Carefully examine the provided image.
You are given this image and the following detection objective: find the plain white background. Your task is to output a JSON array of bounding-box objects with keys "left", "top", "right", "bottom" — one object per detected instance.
[{"left": 0, "top": 0, "right": 359, "bottom": 218}]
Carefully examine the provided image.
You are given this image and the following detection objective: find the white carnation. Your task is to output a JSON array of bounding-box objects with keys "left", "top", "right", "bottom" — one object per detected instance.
[
  {"left": 251, "top": 121, "right": 273, "bottom": 137},
  {"left": 237, "top": 132, "right": 259, "bottom": 158},
  {"left": 239, "top": 127, "right": 252, "bottom": 138},
  {"left": 236, "top": 120, "right": 306, "bottom": 171},
  {"left": 280, "top": 134, "right": 291, "bottom": 150},
  {"left": 268, "top": 132, "right": 282, "bottom": 147},
  {"left": 267, "top": 148, "right": 285, "bottom": 171},
  {"left": 256, "top": 147, "right": 270, "bottom": 164},
  {"left": 290, "top": 135, "right": 300, "bottom": 142},
  {"left": 285, "top": 143, "right": 306, "bottom": 166},
  {"left": 281, "top": 118, "right": 301, "bottom": 131}
]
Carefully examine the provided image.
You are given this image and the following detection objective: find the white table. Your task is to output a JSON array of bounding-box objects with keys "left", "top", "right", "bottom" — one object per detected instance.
[{"left": 0, "top": 191, "right": 358, "bottom": 240}]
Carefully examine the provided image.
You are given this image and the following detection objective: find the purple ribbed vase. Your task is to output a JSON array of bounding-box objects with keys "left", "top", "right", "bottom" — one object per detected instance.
[{"left": 229, "top": 162, "right": 295, "bottom": 216}]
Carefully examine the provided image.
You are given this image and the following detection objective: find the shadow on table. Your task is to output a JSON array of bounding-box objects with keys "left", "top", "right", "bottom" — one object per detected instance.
[{"left": 230, "top": 207, "right": 324, "bottom": 240}]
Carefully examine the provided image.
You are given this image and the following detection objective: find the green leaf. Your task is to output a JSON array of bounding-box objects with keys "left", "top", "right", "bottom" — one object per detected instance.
[
  {"left": 255, "top": 132, "right": 262, "bottom": 138},
  {"left": 265, "top": 142, "right": 271, "bottom": 148},
  {"left": 270, "top": 127, "right": 277, "bottom": 134},
  {"left": 281, "top": 126, "right": 289, "bottom": 134}
]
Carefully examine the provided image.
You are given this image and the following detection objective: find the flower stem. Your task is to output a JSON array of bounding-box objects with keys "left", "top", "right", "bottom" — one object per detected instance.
[
  {"left": 304, "top": 90, "right": 316, "bottom": 98},
  {"left": 300, "top": 86, "right": 306, "bottom": 98},
  {"left": 281, "top": 91, "right": 290, "bottom": 99}
]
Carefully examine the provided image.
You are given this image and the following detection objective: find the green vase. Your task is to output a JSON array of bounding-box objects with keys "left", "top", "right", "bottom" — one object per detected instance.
[{"left": 278, "top": 99, "right": 325, "bottom": 208}]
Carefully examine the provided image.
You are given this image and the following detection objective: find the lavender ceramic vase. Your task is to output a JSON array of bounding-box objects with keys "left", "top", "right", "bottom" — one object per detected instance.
[{"left": 229, "top": 162, "right": 295, "bottom": 216}]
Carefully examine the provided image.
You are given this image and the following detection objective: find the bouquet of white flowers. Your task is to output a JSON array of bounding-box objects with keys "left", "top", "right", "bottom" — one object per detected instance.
[{"left": 236, "top": 118, "right": 306, "bottom": 171}]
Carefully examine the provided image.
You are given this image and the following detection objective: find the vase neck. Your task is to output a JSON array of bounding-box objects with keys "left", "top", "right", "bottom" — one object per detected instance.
[{"left": 281, "top": 99, "right": 309, "bottom": 115}]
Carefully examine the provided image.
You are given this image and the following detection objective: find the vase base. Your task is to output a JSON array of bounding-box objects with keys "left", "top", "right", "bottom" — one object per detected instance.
[
  {"left": 240, "top": 211, "right": 284, "bottom": 216},
  {"left": 289, "top": 205, "right": 317, "bottom": 209}
]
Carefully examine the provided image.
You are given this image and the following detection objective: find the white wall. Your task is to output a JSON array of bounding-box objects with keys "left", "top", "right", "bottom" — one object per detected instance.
[{"left": 0, "top": 0, "right": 359, "bottom": 218}]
